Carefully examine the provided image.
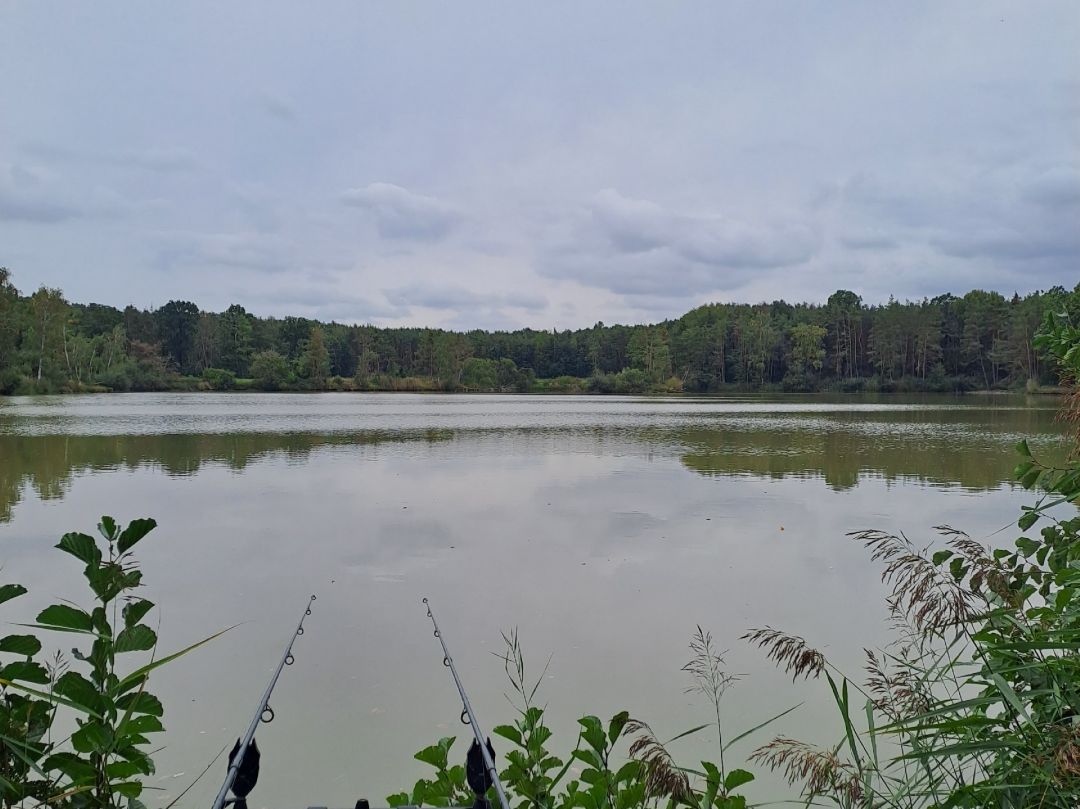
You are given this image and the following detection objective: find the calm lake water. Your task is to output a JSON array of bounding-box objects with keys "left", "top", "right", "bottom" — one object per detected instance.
[{"left": 0, "top": 393, "right": 1070, "bottom": 806}]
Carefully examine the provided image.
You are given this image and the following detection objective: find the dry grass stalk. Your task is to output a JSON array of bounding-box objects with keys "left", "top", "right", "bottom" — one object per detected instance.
[
  {"left": 749, "top": 737, "right": 864, "bottom": 805},
  {"left": 625, "top": 719, "right": 692, "bottom": 802},
  {"left": 864, "top": 648, "right": 930, "bottom": 720},
  {"left": 740, "top": 627, "right": 825, "bottom": 681},
  {"left": 849, "top": 529, "right": 976, "bottom": 632},
  {"left": 683, "top": 626, "right": 739, "bottom": 702}
]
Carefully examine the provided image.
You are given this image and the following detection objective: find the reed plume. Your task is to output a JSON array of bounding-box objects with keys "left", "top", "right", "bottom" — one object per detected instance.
[
  {"left": 749, "top": 737, "right": 864, "bottom": 806},
  {"left": 740, "top": 627, "right": 825, "bottom": 681},
  {"left": 849, "top": 529, "right": 975, "bottom": 632},
  {"left": 624, "top": 719, "right": 692, "bottom": 802}
]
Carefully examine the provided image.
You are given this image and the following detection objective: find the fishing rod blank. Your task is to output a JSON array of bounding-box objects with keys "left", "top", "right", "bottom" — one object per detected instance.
[
  {"left": 211, "top": 594, "right": 317, "bottom": 809},
  {"left": 423, "top": 597, "right": 510, "bottom": 809}
]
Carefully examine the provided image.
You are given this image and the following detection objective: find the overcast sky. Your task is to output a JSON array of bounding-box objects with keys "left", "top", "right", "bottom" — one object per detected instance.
[{"left": 1, "top": 2, "right": 1077, "bottom": 329}]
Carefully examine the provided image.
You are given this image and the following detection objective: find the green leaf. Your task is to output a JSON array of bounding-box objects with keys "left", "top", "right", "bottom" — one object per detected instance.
[
  {"left": 1015, "top": 439, "right": 1031, "bottom": 458},
  {"left": 826, "top": 674, "right": 861, "bottom": 769},
  {"left": 723, "top": 769, "right": 755, "bottom": 791},
  {"left": 107, "top": 760, "right": 144, "bottom": 780},
  {"left": 124, "top": 715, "right": 164, "bottom": 735},
  {"left": 0, "top": 661, "right": 50, "bottom": 684},
  {"left": 0, "top": 584, "right": 28, "bottom": 605},
  {"left": 1015, "top": 537, "right": 1040, "bottom": 557},
  {"left": 117, "top": 518, "right": 156, "bottom": 555},
  {"left": 572, "top": 748, "right": 602, "bottom": 770},
  {"left": 56, "top": 532, "right": 101, "bottom": 567},
  {"left": 932, "top": 550, "right": 954, "bottom": 566},
  {"left": 1013, "top": 460, "right": 1035, "bottom": 479},
  {"left": 0, "top": 678, "right": 102, "bottom": 717},
  {"left": 98, "top": 515, "right": 117, "bottom": 540},
  {"left": 492, "top": 724, "right": 522, "bottom": 746},
  {"left": 1018, "top": 511, "right": 1039, "bottom": 531},
  {"left": 113, "top": 781, "right": 143, "bottom": 798},
  {"left": 116, "top": 692, "right": 163, "bottom": 717},
  {"left": 988, "top": 672, "right": 1033, "bottom": 727},
  {"left": 579, "top": 766, "right": 601, "bottom": 785},
  {"left": 54, "top": 671, "right": 104, "bottom": 715},
  {"left": 0, "top": 634, "right": 42, "bottom": 657},
  {"left": 123, "top": 599, "right": 155, "bottom": 628},
  {"left": 415, "top": 737, "right": 454, "bottom": 770},
  {"left": 71, "top": 722, "right": 112, "bottom": 754},
  {"left": 115, "top": 625, "right": 158, "bottom": 654},
  {"left": 44, "top": 752, "right": 96, "bottom": 781},
  {"left": 578, "top": 715, "right": 606, "bottom": 754},
  {"left": 607, "top": 710, "right": 630, "bottom": 744},
  {"left": 1021, "top": 468, "right": 1041, "bottom": 489},
  {"left": 36, "top": 604, "right": 94, "bottom": 633}
]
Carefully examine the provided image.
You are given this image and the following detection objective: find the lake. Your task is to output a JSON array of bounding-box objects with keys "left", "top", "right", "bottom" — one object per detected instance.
[{"left": 0, "top": 392, "right": 1069, "bottom": 807}]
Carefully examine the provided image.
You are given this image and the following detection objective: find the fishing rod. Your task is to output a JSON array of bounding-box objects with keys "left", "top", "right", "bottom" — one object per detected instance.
[
  {"left": 423, "top": 598, "right": 510, "bottom": 809},
  {"left": 211, "top": 594, "right": 317, "bottom": 809}
]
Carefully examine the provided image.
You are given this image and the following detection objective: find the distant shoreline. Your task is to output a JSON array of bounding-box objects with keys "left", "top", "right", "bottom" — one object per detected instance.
[{"left": 1, "top": 381, "right": 1067, "bottom": 398}]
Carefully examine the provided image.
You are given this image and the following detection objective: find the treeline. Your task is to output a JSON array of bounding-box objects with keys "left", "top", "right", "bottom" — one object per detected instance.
[{"left": 1, "top": 266, "right": 1078, "bottom": 395}]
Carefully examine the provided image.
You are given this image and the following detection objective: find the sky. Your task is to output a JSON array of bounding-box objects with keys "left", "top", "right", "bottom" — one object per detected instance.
[{"left": 1, "top": 1, "right": 1077, "bottom": 330}]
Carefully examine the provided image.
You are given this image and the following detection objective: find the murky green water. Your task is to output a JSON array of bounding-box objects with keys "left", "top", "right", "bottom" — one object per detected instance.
[{"left": 0, "top": 393, "right": 1069, "bottom": 806}]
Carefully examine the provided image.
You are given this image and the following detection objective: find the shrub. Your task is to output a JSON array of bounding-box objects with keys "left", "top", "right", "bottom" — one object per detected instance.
[
  {"left": 0, "top": 517, "right": 222, "bottom": 807},
  {"left": 250, "top": 350, "right": 291, "bottom": 391},
  {"left": 202, "top": 367, "right": 237, "bottom": 390}
]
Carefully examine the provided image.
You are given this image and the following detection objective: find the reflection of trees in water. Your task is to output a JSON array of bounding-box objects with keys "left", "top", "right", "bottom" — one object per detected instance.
[
  {"left": 0, "top": 405, "right": 1067, "bottom": 521},
  {"left": 676, "top": 406, "right": 1067, "bottom": 491},
  {"left": 0, "top": 430, "right": 456, "bottom": 522}
]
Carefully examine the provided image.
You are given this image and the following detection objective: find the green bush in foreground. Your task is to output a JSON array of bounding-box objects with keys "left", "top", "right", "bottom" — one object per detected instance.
[{"left": 0, "top": 518, "right": 222, "bottom": 809}]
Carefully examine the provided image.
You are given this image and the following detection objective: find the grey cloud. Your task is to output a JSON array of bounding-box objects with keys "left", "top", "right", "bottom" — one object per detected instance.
[
  {"left": 258, "top": 92, "right": 297, "bottom": 122},
  {"left": 839, "top": 163, "right": 1080, "bottom": 268},
  {"left": 23, "top": 142, "right": 198, "bottom": 173},
  {"left": 0, "top": 164, "right": 82, "bottom": 223},
  {"left": 592, "top": 189, "right": 819, "bottom": 269},
  {"left": 1023, "top": 166, "right": 1080, "bottom": 208},
  {"left": 1, "top": 2, "right": 1077, "bottom": 324},
  {"left": 841, "top": 232, "right": 898, "bottom": 251},
  {"left": 340, "top": 183, "right": 462, "bottom": 241},
  {"left": 931, "top": 227, "right": 1080, "bottom": 262},
  {"left": 125, "top": 147, "right": 199, "bottom": 172},
  {"left": 384, "top": 284, "right": 547, "bottom": 312},
  {"left": 156, "top": 232, "right": 295, "bottom": 274},
  {"left": 538, "top": 189, "right": 820, "bottom": 296}
]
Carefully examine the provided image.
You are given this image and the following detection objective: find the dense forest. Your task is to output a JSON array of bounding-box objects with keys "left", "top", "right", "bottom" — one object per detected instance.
[{"left": 1, "top": 267, "right": 1078, "bottom": 396}]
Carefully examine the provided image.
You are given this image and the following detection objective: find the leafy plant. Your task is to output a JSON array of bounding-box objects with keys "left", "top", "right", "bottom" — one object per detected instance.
[
  {"left": 492, "top": 630, "right": 577, "bottom": 809},
  {"left": 0, "top": 581, "right": 55, "bottom": 807},
  {"left": 388, "top": 736, "right": 474, "bottom": 808},
  {"left": 391, "top": 630, "right": 766, "bottom": 809},
  {"left": 1, "top": 516, "right": 224, "bottom": 809}
]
